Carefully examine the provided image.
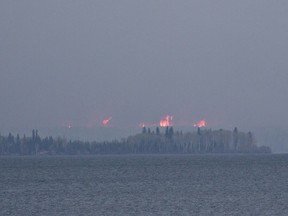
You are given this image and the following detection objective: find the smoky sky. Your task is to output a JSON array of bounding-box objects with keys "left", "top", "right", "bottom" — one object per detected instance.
[{"left": 1, "top": 0, "right": 288, "bottom": 131}]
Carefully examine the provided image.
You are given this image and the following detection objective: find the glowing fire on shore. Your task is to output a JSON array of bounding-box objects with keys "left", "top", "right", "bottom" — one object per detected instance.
[
  {"left": 139, "top": 115, "right": 173, "bottom": 128},
  {"left": 194, "top": 119, "right": 206, "bottom": 128},
  {"left": 160, "top": 115, "right": 173, "bottom": 127},
  {"left": 139, "top": 116, "right": 207, "bottom": 128},
  {"left": 102, "top": 117, "right": 112, "bottom": 126}
]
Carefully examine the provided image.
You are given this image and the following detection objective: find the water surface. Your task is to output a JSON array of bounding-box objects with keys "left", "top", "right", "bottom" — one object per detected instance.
[{"left": 1, "top": 154, "right": 287, "bottom": 215}]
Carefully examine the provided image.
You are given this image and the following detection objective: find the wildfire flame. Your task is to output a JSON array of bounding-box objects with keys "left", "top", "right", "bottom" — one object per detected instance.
[
  {"left": 194, "top": 119, "right": 206, "bottom": 128},
  {"left": 102, "top": 117, "right": 112, "bottom": 126},
  {"left": 160, "top": 115, "right": 173, "bottom": 127}
]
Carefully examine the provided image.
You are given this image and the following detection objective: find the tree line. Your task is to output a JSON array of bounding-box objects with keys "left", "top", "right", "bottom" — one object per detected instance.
[{"left": 0, "top": 127, "right": 271, "bottom": 155}]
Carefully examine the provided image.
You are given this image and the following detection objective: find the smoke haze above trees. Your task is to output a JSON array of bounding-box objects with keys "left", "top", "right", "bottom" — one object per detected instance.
[{"left": 1, "top": 1, "right": 288, "bottom": 137}]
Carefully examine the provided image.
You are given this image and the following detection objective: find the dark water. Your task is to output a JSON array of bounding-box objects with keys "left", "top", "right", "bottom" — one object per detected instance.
[{"left": 1, "top": 154, "right": 288, "bottom": 216}]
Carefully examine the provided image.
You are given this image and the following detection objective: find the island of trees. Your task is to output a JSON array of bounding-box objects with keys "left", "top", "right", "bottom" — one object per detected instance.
[{"left": 0, "top": 127, "right": 271, "bottom": 155}]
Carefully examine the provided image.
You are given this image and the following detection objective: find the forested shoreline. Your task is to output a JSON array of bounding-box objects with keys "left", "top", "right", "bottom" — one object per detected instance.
[{"left": 0, "top": 127, "right": 271, "bottom": 155}]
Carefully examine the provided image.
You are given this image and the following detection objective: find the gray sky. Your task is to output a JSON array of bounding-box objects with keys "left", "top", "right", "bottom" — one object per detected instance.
[{"left": 1, "top": 0, "right": 288, "bottom": 133}]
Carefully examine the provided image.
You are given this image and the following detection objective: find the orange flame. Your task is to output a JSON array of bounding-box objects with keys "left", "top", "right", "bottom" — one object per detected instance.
[
  {"left": 102, "top": 117, "right": 112, "bottom": 126},
  {"left": 194, "top": 119, "right": 206, "bottom": 128},
  {"left": 160, "top": 115, "right": 173, "bottom": 127}
]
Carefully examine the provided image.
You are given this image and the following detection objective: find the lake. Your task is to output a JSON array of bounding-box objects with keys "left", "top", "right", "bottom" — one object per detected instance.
[{"left": 1, "top": 154, "right": 287, "bottom": 215}]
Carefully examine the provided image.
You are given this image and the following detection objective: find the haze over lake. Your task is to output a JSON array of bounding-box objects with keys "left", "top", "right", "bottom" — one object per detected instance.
[
  {"left": 1, "top": 1, "right": 288, "bottom": 152},
  {"left": 1, "top": 2, "right": 288, "bottom": 215}
]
